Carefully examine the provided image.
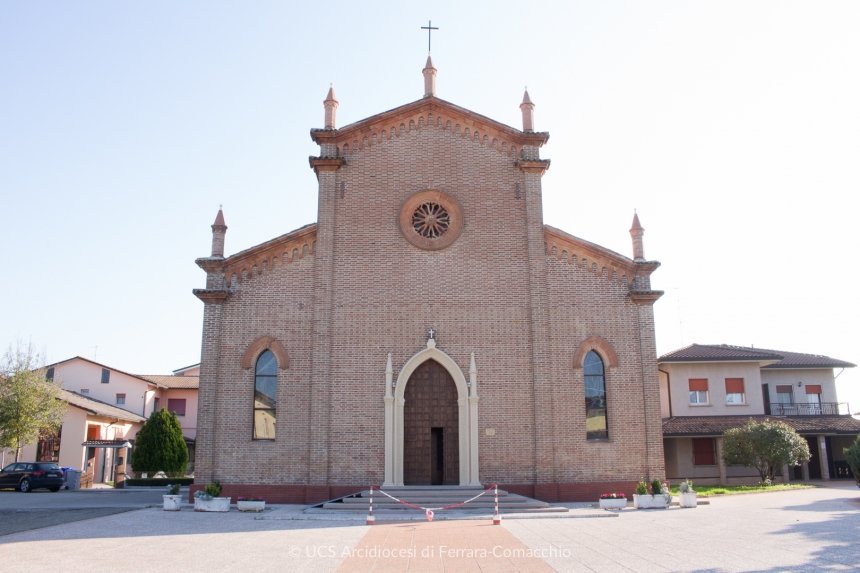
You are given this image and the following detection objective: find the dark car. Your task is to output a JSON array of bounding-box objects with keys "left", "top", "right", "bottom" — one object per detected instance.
[{"left": 0, "top": 462, "right": 64, "bottom": 492}]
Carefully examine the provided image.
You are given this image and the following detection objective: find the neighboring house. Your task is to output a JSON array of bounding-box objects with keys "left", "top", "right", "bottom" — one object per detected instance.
[
  {"left": 658, "top": 344, "right": 859, "bottom": 485},
  {"left": 3, "top": 357, "right": 201, "bottom": 485},
  {"left": 13, "top": 389, "right": 146, "bottom": 488}
]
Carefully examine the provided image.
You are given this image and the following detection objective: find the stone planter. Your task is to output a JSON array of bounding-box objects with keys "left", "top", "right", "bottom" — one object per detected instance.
[
  {"left": 678, "top": 492, "right": 697, "bottom": 508},
  {"left": 163, "top": 495, "right": 182, "bottom": 511},
  {"left": 598, "top": 498, "right": 627, "bottom": 510},
  {"left": 237, "top": 500, "right": 266, "bottom": 513},
  {"left": 194, "top": 497, "right": 231, "bottom": 512},
  {"left": 633, "top": 494, "right": 671, "bottom": 509}
]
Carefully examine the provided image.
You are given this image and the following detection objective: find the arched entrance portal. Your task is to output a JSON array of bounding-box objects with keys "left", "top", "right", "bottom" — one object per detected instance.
[
  {"left": 403, "top": 360, "right": 460, "bottom": 485},
  {"left": 383, "top": 339, "right": 481, "bottom": 487}
]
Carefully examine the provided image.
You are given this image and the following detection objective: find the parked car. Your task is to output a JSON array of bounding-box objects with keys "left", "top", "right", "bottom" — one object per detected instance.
[{"left": 0, "top": 462, "right": 64, "bottom": 492}]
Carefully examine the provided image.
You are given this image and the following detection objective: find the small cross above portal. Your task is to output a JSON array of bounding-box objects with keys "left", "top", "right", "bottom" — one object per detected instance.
[
  {"left": 421, "top": 20, "right": 439, "bottom": 53},
  {"left": 428, "top": 328, "right": 435, "bottom": 339}
]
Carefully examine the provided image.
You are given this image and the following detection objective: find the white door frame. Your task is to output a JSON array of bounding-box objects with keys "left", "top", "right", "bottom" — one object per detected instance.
[{"left": 383, "top": 339, "right": 480, "bottom": 487}]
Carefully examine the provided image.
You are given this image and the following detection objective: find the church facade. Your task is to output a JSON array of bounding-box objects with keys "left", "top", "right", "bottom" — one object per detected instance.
[{"left": 192, "top": 59, "right": 665, "bottom": 503}]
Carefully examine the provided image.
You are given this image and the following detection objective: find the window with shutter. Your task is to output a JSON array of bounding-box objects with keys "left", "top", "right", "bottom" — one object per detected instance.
[
  {"left": 692, "top": 438, "right": 716, "bottom": 465},
  {"left": 689, "top": 379, "right": 709, "bottom": 405},
  {"left": 725, "top": 378, "right": 745, "bottom": 404},
  {"left": 167, "top": 398, "right": 186, "bottom": 417}
]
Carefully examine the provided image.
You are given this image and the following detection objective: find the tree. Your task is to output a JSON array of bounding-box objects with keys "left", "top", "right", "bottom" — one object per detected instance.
[
  {"left": 721, "top": 419, "right": 810, "bottom": 483},
  {"left": 131, "top": 408, "right": 188, "bottom": 476},
  {"left": 844, "top": 434, "right": 860, "bottom": 488},
  {"left": 0, "top": 341, "right": 67, "bottom": 462}
]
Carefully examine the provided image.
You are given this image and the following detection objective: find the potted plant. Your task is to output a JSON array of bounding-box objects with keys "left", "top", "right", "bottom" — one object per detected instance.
[
  {"left": 163, "top": 483, "right": 182, "bottom": 511},
  {"left": 194, "top": 481, "right": 231, "bottom": 512},
  {"left": 678, "top": 479, "right": 697, "bottom": 508},
  {"left": 633, "top": 478, "right": 671, "bottom": 509},
  {"left": 237, "top": 496, "right": 266, "bottom": 512},
  {"left": 598, "top": 493, "right": 627, "bottom": 510}
]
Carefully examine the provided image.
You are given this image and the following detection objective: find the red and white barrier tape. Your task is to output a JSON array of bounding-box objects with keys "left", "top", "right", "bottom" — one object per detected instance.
[{"left": 366, "top": 484, "right": 500, "bottom": 523}]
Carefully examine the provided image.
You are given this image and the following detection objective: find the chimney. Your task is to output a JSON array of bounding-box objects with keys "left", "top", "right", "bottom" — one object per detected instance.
[
  {"left": 211, "top": 207, "right": 227, "bottom": 258},
  {"left": 520, "top": 89, "right": 535, "bottom": 132},
  {"left": 423, "top": 55, "right": 437, "bottom": 97},
  {"left": 324, "top": 85, "right": 338, "bottom": 129},
  {"left": 629, "top": 211, "right": 645, "bottom": 261}
]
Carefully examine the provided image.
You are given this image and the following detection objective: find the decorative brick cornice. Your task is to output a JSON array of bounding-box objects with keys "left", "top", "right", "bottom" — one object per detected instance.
[
  {"left": 308, "top": 156, "right": 346, "bottom": 178},
  {"left": 195, "top": 257, "right": 225, "bottom": 273},
  {"left": 516, "top": 159, "right": 551, "bottom": 175},
  {"left": 222, "top": 223, "right": 317, "bottom": 286},
  {"left": 195, "top": 223, "right": 317, "bottom": 287},
  {"left": 544, "top": 225, "right": 638, "bottom": 287},
  {"left": 633, "top": 261, "right": 661, "bottom": 278},
  {"left": 627, "top": 290, "right": 664, "bottom": 306},
  {"left": 310, "top": 97, "right": 549, "bottom": 160},
  {"left": 192, "top": 289, "right": 229, "bottom": 304}
]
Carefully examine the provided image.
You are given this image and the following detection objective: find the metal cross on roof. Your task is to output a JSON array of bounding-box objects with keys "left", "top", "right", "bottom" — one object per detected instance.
[{"left": 421, "top": 20, "right": 439, "bottom": 53}]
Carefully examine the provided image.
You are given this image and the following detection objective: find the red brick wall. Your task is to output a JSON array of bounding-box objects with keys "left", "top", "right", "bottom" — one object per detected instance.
[{"left": 194, "top": 108, "right": 663, "bottom": 492}]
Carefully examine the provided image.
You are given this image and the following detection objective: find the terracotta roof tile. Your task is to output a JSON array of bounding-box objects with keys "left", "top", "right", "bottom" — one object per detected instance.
[
  {"left": 136, "top": 375, "right": 199, "bottom": 389},
  {"left": 60, "top": 390, "right": 147, "bottom": 423},
  {"left": 659, "top": 344, "right": 855, "bottom": 369},
  {"left": 757, "top": 349, "right": 856, "bottom": 369},
  {"left": 662, "top": 415, "right": 860, "bottom": 436},
  {"left": 659, "top": 344, "right": 782, "bottom": 362}
]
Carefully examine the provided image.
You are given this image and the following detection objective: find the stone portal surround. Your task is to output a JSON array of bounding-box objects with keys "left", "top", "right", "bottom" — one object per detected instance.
[{"left": 385, "top": 337, "right": 480, "bottom": 487}]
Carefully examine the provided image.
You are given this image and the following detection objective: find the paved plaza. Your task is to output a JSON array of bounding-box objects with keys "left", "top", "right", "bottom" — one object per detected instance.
[{"left": 0, "top": 484, "right": 857, "bottom": 572}]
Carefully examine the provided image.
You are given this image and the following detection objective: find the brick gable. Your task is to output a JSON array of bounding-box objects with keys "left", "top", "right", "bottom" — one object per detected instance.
[{"left": 193, "top": 88, "right": 664, "bottom": 502}]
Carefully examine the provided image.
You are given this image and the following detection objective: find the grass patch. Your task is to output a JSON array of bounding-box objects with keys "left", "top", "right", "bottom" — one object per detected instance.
[{"left": 669, "top": 483, "right": 815, "bottom": 497}]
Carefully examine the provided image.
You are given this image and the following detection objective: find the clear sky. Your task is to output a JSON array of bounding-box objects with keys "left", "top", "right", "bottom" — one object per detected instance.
[{"left": 2, "top": 2, "right": 858, "bottom": 411}]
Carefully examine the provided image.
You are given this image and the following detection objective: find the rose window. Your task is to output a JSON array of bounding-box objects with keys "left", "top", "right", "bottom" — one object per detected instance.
[{"left": 411, "top": 202, "right": 450, "bottom": 239}]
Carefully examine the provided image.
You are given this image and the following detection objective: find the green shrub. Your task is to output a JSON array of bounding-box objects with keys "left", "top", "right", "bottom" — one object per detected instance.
[
  {"left": 844, "top": 434, "right": 860, "bottom": 488},
  {"left": 166, "top": 483, "right": 181, "bottom": 495},
  {"left": 125, "top": 478, "right": 194, "bottom": 487},
  {"left": 204, "top": 481, "right": 222, "bottom": 498},
  {"left": 650, "top": 478, "right": 663, "bottom": 495},
  {"left": 710, "top": 488, "right": 729, "bottom": 495},
  {"left": 635, "top": 479, "right": 648, "bottom": 495},
  {"left": 722, "top": 419, "right": 809, "bottom": 483},
  {"left": 131, "top": 409, "right": 189, "bottom": 475}
]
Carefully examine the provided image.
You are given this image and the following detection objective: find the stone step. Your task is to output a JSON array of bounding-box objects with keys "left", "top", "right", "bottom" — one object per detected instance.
[
  {"left": 370, "top": 486, "right": 506, "bottom": 494},
  {"left": 312, "top": 485, "right": 560, "bottom": 514},
  {"left": 356, "top": 490, "right": 510, "bottom": 499},
  {"left": 342, "top": 496, "right": 529, "bottom": 505},
  {"left": 322, "top": 487, "right": 550, "bottom": 511},
  {"left": 321, "top": 503, "right": 566, "bottom": 513}
]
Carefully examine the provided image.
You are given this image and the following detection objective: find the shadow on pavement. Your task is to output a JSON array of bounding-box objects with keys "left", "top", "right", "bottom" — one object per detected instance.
[{"left": 0, "top": 508, "right": 138, "bottom": 536}]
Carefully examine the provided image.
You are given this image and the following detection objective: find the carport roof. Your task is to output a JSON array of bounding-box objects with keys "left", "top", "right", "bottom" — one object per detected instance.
[
  {"left": 61, "top": 390, "right": 147, "bottom": 423},
  {"left": 662, "top": 415, "right": 860, "bottom": 436}
]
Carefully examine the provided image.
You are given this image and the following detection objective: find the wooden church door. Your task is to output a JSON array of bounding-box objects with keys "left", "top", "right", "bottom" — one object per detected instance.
[{"left": 403, "top": 360, "right": 460, "bottom": 485}]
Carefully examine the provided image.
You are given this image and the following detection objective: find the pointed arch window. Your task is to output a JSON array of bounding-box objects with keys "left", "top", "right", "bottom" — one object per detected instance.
[
  {"left": 584, "top": 350, "right": 608, "bottom": 440},
  {"left": 253, "top": 350, "right": 278, "bottom": 440}
]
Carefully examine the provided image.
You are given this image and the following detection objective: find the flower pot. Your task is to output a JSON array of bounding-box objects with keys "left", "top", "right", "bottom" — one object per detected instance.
[
  {"left": 633, "top": 494, "right": 670, "bottom": 509},
  {"left": 237, "top": 500, "right": 266, "bottom": 513},
  {"left": 599, "top": 498, "right": 627, "bottom": 510},
  {"left": 163, "top": 495, "right": 182, "bottom": 511},
  {"left": 194, "top": 497, "right": 231, "bottom": 512},
  {"left": 678, "top": 492, "right": 697, "bottom": 508}
]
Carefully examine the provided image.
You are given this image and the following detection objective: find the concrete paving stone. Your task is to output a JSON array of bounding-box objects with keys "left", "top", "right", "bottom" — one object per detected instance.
[{"left": 1, "top": 482, "right": 858, "bottom": 572}]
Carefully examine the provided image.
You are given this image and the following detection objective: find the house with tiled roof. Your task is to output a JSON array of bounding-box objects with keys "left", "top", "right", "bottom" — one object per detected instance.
[
  {"left": 10, "top": 357, "right": 199, "bottom": 487},
  {"left": 658, "top": 344, "right": 858, "bottom": 485}
]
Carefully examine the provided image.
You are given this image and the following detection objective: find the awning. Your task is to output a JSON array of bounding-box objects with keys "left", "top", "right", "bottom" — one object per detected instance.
[{"left": 81, "top": 439, "right": 132, "bottom": 449}]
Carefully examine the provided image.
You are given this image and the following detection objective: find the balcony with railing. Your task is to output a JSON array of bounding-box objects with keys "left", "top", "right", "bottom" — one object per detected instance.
[{"left": 767, "top": 402, "right": 850, "bottom": 416}]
